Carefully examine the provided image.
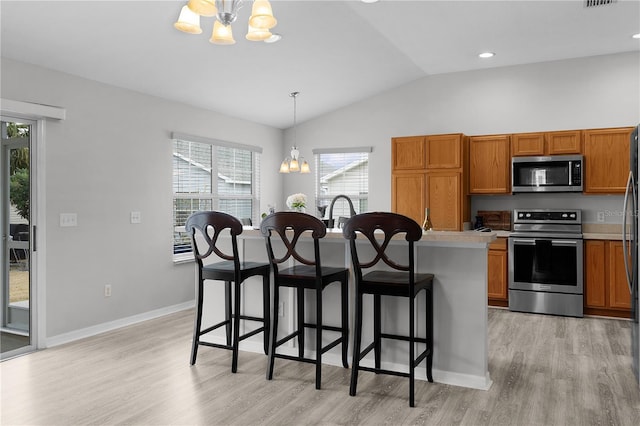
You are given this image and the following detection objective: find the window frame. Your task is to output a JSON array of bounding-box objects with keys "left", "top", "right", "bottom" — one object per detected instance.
[
  {"left": 313, "top": 147, "right": 371, "bottom": 221},
  {"left": 172, "top": 132, "right": 261, "bottom": 262}
]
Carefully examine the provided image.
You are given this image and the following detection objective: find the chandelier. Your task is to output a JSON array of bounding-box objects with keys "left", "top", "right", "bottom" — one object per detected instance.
[
  {"left": 280, "top": 92, "right": 310, "bottom": 174},
  {"left": 174, "top": 0, "right": 278, "bottom": 45}
]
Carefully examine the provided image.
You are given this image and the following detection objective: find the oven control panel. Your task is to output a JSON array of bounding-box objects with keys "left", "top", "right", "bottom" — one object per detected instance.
[{"left": 514, "top": 209, "right": 581, "bottom": 224}]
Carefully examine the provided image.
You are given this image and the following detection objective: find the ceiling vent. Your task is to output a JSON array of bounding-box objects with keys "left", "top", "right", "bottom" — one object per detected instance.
[{"left": 584, "top": 0, "right": 617, "bottom": 7}]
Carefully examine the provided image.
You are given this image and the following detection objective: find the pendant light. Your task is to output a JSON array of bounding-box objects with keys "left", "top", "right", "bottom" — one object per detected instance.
[
  {"left": 280, "top": 92, "right": 311, "bottom": 174},
  {"left": 174, "top": 0, "right": 279, "bottom": 44}
]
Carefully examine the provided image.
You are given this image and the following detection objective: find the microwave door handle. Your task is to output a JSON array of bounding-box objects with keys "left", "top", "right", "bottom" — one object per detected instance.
[{"left": 568, "top": 161, "right": 572, "bottom": 186}]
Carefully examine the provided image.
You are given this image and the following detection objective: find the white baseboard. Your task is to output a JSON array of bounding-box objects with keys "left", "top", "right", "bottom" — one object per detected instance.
[{"left": 45, "top": 301, "right": 195, "bottom": 348}]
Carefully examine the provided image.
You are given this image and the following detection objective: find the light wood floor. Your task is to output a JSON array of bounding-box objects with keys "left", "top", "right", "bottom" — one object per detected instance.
[{"left": 1, "top": 308, "right": 639, "bottom": 425}]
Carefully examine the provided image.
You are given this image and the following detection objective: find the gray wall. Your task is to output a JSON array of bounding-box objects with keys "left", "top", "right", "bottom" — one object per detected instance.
[
  {"left": 2, "top": 51, "right": 639, "bottom": 342},
  {"left": 1, "top": 58, "right": 284, "bottom": 339},
  {"left": 284, "top": 52, "right": 640, "bottom": 225}
]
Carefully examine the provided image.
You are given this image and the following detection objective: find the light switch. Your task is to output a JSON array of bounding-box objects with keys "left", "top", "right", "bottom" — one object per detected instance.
[
  {"left": 130, "top": 211, "right": 142, "bottom": 224},
  {"left": 60, "top": 213, "right": 78, "bottom": 227}
]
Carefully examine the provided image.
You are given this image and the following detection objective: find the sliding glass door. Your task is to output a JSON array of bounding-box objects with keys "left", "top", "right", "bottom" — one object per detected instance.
[{"left": 1, "top": 118, "right": 34, "bottom": 359}]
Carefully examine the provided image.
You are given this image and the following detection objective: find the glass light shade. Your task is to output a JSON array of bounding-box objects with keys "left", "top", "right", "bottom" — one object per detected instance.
[
  {"left": 210, "top": 21, "right": 236, "bottom": 45},
  {"left": 279, "top": 160, "right": 290, "bottom": 173},
  {"left": 187, "top": 0, "right": 217, "bottom": 17},
  {"left": 249, "top": 0, "right": 277, "bottom": 30},
  {"left": 246, "top": 23, "right": 271, "bottom": 41},
  {"left": 174, "top": 5, "right": 203, "bottom": 34},
  {"left": 289, "top": 158, "right": 300, "bottom": 172},
  {"left": 300, "top": 160, "right": 311, "bottom": 174}
]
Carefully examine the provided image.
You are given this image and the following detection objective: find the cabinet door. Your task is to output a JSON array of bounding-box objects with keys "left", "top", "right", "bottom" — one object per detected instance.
[
  {"left": 583, "top": 128, "right": 633, "bottom": 193},
  {"left": 488, "top": 238, "right": 508, "bottom": 302},
  {"left": 425, "top": 134, "right": 462, "bottom": 169},
  {"left": 585, "top": 240, "right": 606, "bottom": 308},
  {"left": 546, "top": 130, "right": 582, "bottom": 155},
  {"left": 392, "top": 172, "right": 426, "bottom": 225},
  {"left": 511, "top": 132, "right": 544, "bottom": 156},
  {"left": 609, "top": 241, "right": 632, "bottom": 310},
  {"left": 469, "top": 135, "right": 511, "bottom": 194},
  {"left": 426, "top": 171, "right": 462, "bottom": 231},
  {"left": 392, "top": 136, "right": 426, "bottom": 170}
]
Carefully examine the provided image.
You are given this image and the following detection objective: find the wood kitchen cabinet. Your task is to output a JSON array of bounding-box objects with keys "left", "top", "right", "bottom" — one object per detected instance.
[
  {"left": 583, "top": 127, "right": 633, "bottom": 194},
  {"left": 511, "top": 130, "right": 582, "bottom": 156},
  {"left": 391, "top": 172, "right": 426, "bottom": 226},
  {"left": 469, "top": 134, "right": 511, "bottom": 194},
  {"left": 391, "top": 133, "right": 469, "bottom": 229},
  {"left": 584, "top": 240, "right": 632, "bottom": 318},
  {"left": 426, "top": 171, "right": 465, "bottom": 231},
  {"left": 392, "top": 136, "right": 426, "bottom": 170},
  {"left": 488, "top": 237, "right": 508, "bottom": 307}
]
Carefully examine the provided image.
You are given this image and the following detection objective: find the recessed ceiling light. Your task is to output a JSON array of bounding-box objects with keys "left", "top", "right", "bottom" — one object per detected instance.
[
  {"left": 264, "top": 33, "right": 282, "bottom": 44},
  {"left": 361, "top": 0, "right": 380, "bottom": 3},
  {"left": 478, "top": 52, "right": 495, "bottom": 58},
  {"left": 633, "top": 33, "right": 640, "bottom": 39}
]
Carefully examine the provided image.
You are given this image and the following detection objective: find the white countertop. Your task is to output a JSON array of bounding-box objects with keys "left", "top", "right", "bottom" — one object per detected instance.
[{"left": 242, "top": 227, "right": 497, "bottom": 245}]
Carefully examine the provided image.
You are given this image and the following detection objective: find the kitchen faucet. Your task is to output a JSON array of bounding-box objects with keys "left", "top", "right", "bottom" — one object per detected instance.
[{"left": 327, "top": 194, "right": 356, "bottom": 228}]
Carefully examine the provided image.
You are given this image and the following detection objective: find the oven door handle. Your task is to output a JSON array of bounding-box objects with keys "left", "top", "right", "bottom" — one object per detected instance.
[
  {"left": 550, "top": 240, "right": 579, "bottom": 247},
  {"left": 511, "top": 239, "right": 536, "bottom": 245},
  {"left": 511, "top": 239, "right": 579, "bottom": 246}
]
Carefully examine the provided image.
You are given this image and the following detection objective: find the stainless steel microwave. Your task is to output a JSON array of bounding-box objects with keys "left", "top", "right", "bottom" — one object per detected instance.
[{"left": 512, "top": 155, "right": 583, "bottom": 193}]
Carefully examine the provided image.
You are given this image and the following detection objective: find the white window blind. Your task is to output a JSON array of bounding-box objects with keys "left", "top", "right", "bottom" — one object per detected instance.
[
  {"left": 314, "top": 147, "right": 371, "bottom": 221},
  {"left": 172, "top": 133, "right": 260, "bottom": 259}
]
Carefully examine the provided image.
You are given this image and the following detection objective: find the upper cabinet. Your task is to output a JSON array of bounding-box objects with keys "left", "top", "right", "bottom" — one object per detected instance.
[
  {"left": 583, "top": 127, "right": 633, "bottom": 194},
  {"left": 392, "top": 136, "right": 426, "bottom": 170},
  {"left": 426, "top": 133, "right": 463, "bottom": 169},
  {"left": 469, "top": 134, "right": 511, "bottom": 194},
  {"left": 512, "top": 130, "right": 582, "bottom": 156}
]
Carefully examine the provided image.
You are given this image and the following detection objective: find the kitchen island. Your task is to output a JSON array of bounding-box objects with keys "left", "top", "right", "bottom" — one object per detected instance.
[{"left": 204, "top": 228, "right": 496, "bottom": 390}]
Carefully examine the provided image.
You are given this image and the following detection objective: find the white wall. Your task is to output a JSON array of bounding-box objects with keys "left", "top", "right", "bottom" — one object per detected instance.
[
  {"left": 284, "top": 52, "right": 640, "bottom": 224},
  {"left": 1, "top": 58, "right": 284, "bottom": 338}
]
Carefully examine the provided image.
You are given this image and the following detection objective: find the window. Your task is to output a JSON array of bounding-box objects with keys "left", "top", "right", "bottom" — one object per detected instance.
[
  {"left": 172, "top": 132, "right": 261, "bottom": 259},
  {"left": 314, "top": 147, "right": 371, "bottom": 221}
]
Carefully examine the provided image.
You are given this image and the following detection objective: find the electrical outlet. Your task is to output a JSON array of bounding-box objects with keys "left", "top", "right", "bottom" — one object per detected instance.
[
  {"left": 278, "top": 301, "right": 284, "bottom": 317},
  {"left": 60, "top": 213, "right": 78, "bottom": 227},
  {"left": 104, "top": 284, "right": 112, "bottom": 297},
  {"left": 597, "top": 211, "right": 605, "bottom": 223},
  {"left": 130, "top": 211, "right": 141, "bottom": 224}
]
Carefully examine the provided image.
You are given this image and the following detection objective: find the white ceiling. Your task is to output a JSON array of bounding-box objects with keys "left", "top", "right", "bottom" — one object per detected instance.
[{"left": 1, "top": 0, "right": 639, "bottom": 129}]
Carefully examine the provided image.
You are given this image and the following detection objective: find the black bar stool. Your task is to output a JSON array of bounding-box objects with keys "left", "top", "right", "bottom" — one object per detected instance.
[
  {"left": 342, "top": 212, "right": 434, "bottom": 407},
  {"left": 185, "top": 211, "right": 270, "bottom": 373},
  {"left": 260, "top": 212, "right": 349, "bottom": 389}
]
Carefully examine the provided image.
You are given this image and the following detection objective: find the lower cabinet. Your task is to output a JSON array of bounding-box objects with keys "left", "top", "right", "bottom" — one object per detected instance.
[
  {"left": 488, "top": 237, "right": 508, "bottom": 307},
  {"left": 584, "top": 240, "right": 632, "bottom": 318}
]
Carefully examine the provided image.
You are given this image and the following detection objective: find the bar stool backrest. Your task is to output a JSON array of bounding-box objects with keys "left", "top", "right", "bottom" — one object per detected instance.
[
  {"left": 185, "top": 211, "right": 243, "bottom": 269},
  {"left": 260, "top": 212, "right": 327, "bottom": 276},
  {"left": 342, "top": 211, "right": 422, "bottom": 280}
]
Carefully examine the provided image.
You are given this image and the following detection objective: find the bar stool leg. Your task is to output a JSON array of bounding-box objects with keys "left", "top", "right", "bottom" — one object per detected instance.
[
  {"left": 231, "top": 281, "right": 241, "bottom": 373},
  {"left": 426, "top": 288, "right": 434, "bottom": 382},
  {"left": 297, "top": 287, "right": 305, "bottom": 359},
  {"left": 349, "top": 291, "right": 363, "bottom": 396},
  {"left": 341, "top": 277, "right": 349, "bottom": 368},
  {"left": 374, "top": 294, "right": 382, "bottom": 370},
  {"left": 262, "top": 273, "right": 270, "bottom": 355},
  {"left": 315, "top": 286, "right": 322, "bottom": 390},
  {"left": 190, "top": 275, "right": 204, "bottom": 366},
  {"left": 267, "top": 284, "right": 279, "bottom": 380},
  {"left": 225, "top": 281, "right": 232, "bottom": 346},
  {"left": 409, "top": 296, "right": 415, "bottom": 407}
]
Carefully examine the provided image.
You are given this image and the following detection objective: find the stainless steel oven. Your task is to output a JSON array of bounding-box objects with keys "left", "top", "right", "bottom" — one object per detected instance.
[{"left": 508, "top": 209, "right": 583, "bottom": 317}]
